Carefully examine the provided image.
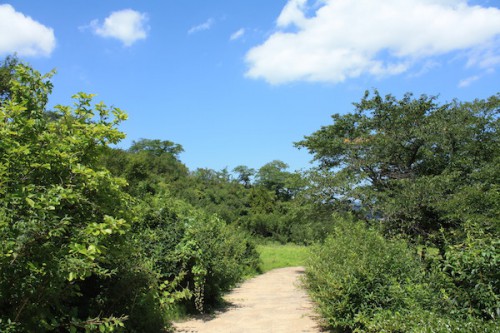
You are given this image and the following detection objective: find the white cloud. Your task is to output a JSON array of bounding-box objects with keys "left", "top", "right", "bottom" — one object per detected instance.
[
  {"left": 230, "top": 28, "right": 245, "bottom": 41},
  {"left": 188, "top": 18, "right": 214, "bottom": 35},
  {"left": 0, "top": 4, "right": 55, "bottom": 57},
  {"left": 91, "top": 9, "right": 148, "bottom": 47},
  {"left": 458, "top": 74, "right": 481, "bottom": 87},
  {"left": 245, "top": 0, "right": 500, "bottom": 84},
  {"left": 277, "top": 0, "right": 309, "bottom": 28}
]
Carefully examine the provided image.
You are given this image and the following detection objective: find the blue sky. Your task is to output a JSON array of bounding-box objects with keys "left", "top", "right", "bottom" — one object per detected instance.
[{"left": 1, "top": 0, "right": 500, "bottom": 172}]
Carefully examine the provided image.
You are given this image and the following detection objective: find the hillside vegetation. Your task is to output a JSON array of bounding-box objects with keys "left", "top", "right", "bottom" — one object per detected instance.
[{"left": 1, "top": 58, "right": 498, "bottom": 332}]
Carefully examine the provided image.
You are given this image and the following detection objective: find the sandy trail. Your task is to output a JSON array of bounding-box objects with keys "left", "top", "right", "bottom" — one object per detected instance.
[{"left": 173, "top": 266, "right": 325, "bottom": 333}]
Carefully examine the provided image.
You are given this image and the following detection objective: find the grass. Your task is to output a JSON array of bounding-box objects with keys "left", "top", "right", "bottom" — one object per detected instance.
[{"left": 256, "top": 242, "right": 310, "bottom": 273}]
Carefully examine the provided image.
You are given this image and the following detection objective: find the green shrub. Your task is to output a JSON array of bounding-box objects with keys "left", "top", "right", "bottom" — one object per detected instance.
[
  {"left": 240, "top": 212, "right": 289, "bottom": 242},
  {"left": 306, "top": 218, "right": 499, "bottom": 332},
  {"left": 440, "top": 233, "right": 499, "bottom": 320},
  {"left": 133, "top": 191, "right": 259, "bottom": 313},
  {"left": 306, "top": 219, "right": 425, "bottom": 331},
  {"left": 0, "top": 63, "right": 132, "bottom": 332},
  {"left": 361, "top": 308, "right": 499, "bottom": 333}
]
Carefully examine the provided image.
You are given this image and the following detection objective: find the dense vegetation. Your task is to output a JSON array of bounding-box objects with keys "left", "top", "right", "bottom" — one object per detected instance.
[
  {"left": 1, "top": 58, "right": 498, "bottom": 332},
  {"left": 300, "top": 91, "right": 499, "bottom": 332},
  {"left": 0, "top": 59, "right": 259, "bottom": 332},
  {"left": 101, "top": 141, "right": 334, "bottom": 245}
]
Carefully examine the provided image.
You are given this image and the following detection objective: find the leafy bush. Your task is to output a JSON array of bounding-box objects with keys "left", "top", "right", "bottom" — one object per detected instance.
[
  {"left": 440, "top": 232, "right": 499, "bottom": 320},
  {"left": 306, "top": 219, "right": 499, "bottom": 332},
  {"left": 133, "top": 191, "right": 259, "bottom": 313},
  {"left": 0, "top": 63, "right": 132, "bottom": 331},
  {"left": 361, "top": 309, "right": 499, "bottom": 333},
  {"left": 306, "top": 219, "right": 425, "bottom": 331}
]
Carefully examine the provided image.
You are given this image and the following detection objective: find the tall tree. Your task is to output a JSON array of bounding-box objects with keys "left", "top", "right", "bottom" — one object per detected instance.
[
  {"left": 255, "top": 160, "right": 291, "bottom": 200},
  {"left": 233, "top": 165, "right": 255, "bottom": 188},
  {"left": 101, "top": 139, "right": 189, "bottom": 197},
  {"left": 129, "top": 138, "right": 183, "bottom": 157},
  {"left": 296, "top": 90, "right": 500, "bottom": 243}
]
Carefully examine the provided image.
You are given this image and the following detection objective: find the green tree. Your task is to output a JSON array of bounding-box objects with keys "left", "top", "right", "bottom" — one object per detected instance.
[
  {"left": 101, "top": 139, "right": 189, "bottom": 197},
  {"left": 0, "top": 62, "right": 132, "bottom": 331},
  {"left": 255, "top": 160, "right": 302, "bottom": 201},
  {"left": 232, "top": 165, "right": 255, "bottom": 188},
  {"left": 180, "top": 168, "right": 249, "bottom": 223},
  {"left": 256, "top": 160, "right": 288, "bottom": 190},
  {"left": 129, "top": 138, "right": 184, "bottom": 157},
  {"left": 296, "top": 90, "right": 500, "bottom": 244}
]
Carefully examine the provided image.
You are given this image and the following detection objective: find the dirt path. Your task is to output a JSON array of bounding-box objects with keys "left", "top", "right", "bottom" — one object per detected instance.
[{"left": 173, "top": 266, "right": 325, "bottom": 333}]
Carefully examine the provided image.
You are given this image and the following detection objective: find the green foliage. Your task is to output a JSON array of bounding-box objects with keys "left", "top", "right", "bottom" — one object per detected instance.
[
  {"left": 440, "top": 230, "right": 499, "bottom": 320},
  {"left": 129, "top": 138, "right": 184, "bottom": 157},
  {"left": 100, "top": 142, "right": 188, "bottom": 198},
  {"left": 0, "top": 55, "right": 19, "bottom": 102},
  {"left": 306, "top": 219, "right": 499, "bottom": 332},
  {"left": 180, "top": 167, "right": 249, "bottom": 223},
  {"left": 255, "top": 160, "right": 290, "bottom": 198},
  {"left": 116, "top": 154, "right": 333, "bottom": 246},
  {"left": 167, "top": 164, "right": 323, "bottom": 246},
  {"left": 296, "top": 90, "right": 500, "bottom": 245},
  {"left": 0, "top": 59, "right": 259, "bottom": 332},
  {"left": 0, "top": 62, "right": 131, "bottom": 331},
  {"left": 359, "top": 309, "right": 499, "bottom": 333},
  {"left": 301, "top": 90, "right": 499, "bottom": 331},
  {"left": 306, "top": 219, "right": 424, "bottom": 331},
  {"left": 184, "top": 211, "right": 260, "bottom": 310},
  {"left": 233, "top": 165, "right": 255, "bottom": 188},
  {"left": 133, "top": 191, "right": 259, "bottom": 313},
  {"left": 255, "top": 160, "right": 307, "bottom": 201},
  {"left": 9, "top": 58, "right": 496, "bottom": 332}
]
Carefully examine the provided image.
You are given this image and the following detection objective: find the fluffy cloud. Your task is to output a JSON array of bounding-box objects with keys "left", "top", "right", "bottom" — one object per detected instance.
[
  {"left": 91, "top": 9, "right": 149, "bottom": 46},
  {"left": 188, "top": 18, "right": 215, "bottom": 35},
  {"left": 245, "top": 0, "right": 500, "bottom": 84},
  {"left": 0, "top": 4, "right": 55, "bottom": 57},
  {"left": 230, "top": 28, "right": 245, "bottom": 41}
]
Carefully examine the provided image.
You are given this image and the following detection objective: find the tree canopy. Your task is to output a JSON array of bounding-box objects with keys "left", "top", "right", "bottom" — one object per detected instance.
[
  {"left": 129, "top": 138, "right": 184, "bottom": 157},
  {"left": 296, "top": 90, "right": 500, "bottom": 243}
]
